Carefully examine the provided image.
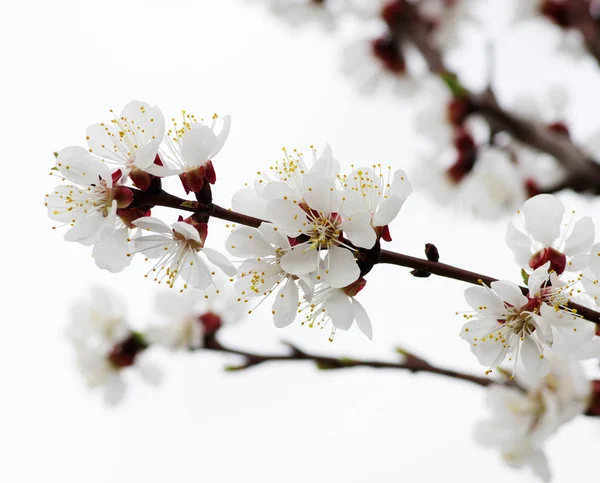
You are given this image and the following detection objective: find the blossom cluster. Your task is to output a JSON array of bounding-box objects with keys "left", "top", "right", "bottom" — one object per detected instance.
[
  {"left": 229, "top": 145, "right": 412, "bottom": 338},
  {"left": 47, "top": 101, "right": 414, "bottom": 341},
  {"left": 48, "top": 100, "right": 600, "bottom": 481}
]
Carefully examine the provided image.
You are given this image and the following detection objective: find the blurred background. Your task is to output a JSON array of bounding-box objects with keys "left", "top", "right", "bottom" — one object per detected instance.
[{"left": 2, "top": 0, "right": 600, "bottom": 481}]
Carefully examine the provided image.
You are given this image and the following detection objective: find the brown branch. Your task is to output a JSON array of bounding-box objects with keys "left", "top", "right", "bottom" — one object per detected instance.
[
  {"left": 378, "top": 249, "right": 600, "bottom": 325},
  {"left": 129, "top": 187, "right": 600, "bottom": 326},
  {"left": 394, "top": 1, "right": 600, "bottom": 194},
  {"left": 202, "top": 336, "right": 494, "bottom": 387}
]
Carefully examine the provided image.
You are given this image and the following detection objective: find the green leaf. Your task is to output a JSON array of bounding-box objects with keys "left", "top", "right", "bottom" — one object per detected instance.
[{"left": 521, "top": 268, "right": 530, "bottom": 285}]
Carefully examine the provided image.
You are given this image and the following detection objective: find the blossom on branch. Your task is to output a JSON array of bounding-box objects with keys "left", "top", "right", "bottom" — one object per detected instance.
[
  {"left": 475, "top": 358, "right": 591, "bottom": 482},
  {"left": 460, "top": 262, "right": 595, "bottom": 378},
  {"left": 227, "top": 223, "right": 314, "bottom": 328},
  {"left": 131, "top": 217, "right": 236, "bottom": 290},
  {"left": 147, "top": 286, "right": 243, "bottom": 351},
  {"left": 506, "top": 194, "right": 594, "bottom": 275},
  {"left": 85, "top": 100, "right": 165, "bottom": 189},
  {"left": 157, "top": 112, "right": 231, "bottom": 193},
  {"left": 67, "top": 288, "right": 160, "bottom": 405}
]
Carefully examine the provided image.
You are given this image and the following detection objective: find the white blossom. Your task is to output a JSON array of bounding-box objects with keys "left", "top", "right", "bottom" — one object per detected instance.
[
  {"left": 340, "top": 165, "right": 413, "bottom": 234},
  {"left": 147, "top": 286, "right": 243, "bottom": 350},
  {"left": 227, "top": 223, "right": 313, "bottom": 328},
  {"left": 85, "top": 100, "right": 165, "bottom": 176},
  {"left": 231, "top": 145, "right": 339, "bottom": 219},
  {"left": 46, "top": 147, "right": 130, "bottom": 245},
  {"left": 154, "top": 112, "right": 231, "bottom": 189},
  {"left": 131, "top": 217, "right": 236, "bottom": 290},
  {"left": 67, "top": 287, "right": 160, "bottom": 405},
  {"left": 475, "top": 358, "right": 591, "bottom": 482},
  {"left": 506, "top": 194, "right": 594, "bottom": 274},
  {"left": 298, "top": 281, "right": 373, "bottom": 340},
  {"left": 460, "top": 263, "right": 593, "bottom": 378}
]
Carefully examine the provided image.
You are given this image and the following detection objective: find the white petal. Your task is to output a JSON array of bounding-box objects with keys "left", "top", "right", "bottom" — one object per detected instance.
[
  {"left": 134, "top": 139, "right": 161, "bottom": 169},
  {"left": 588, "top": 242, "right": 600, "bottom": 278},
  {"left": 471, "top": 339, "right": 506, "bottom": 367},
  {"left": 568, "top": 252, "right": 590, "bottom": 271},
  {"left": 272, "top": 280, "right": 299, "bottom": 328},
  {"left": 521, "top": 337, "right": 550, "bottom": 379},
  {"left": 262, "top": 181, "right": 296, "bottom": 201},
  {"left": 310, "top": 144, "right": 340, "bottom": 179},
  {"left": 372, "top": 196, "right": 405, "bottom": 226},
  {"left": 142, "top": 164, "right": 183, "bottom": 177},
  {"left": 132, "top": 235, "right": 172, "bottom": 257},
  {"left": 323, "top": 246, "right": 360, "bottom": 288},
  {"left": 231, "top": 186, "right": 269, "bottom": 220},
  {"left": 132, "top": 216, "right": 173, "bottom": 234},
  {"left": 202, "top": 247, "right": 236, "bottom": 277},
  {"left": 564, "top": 216, "right": 595, "bottom": 256},
  {"left": 64, "top": 206, "right": 114, "bottom": 243},
  {"left": 103, "top": 373, "right": 126, "bottom": 405},
  {"left": 464, "top": 286, "right": 505, "bottom": 315},
  {"left": 120, "top": 101, "right": 166, "bottom": 146},
  {"left": 388, "top": 169, "right": 413, "bottom": 199},
  {"left": 182, "top": 253, "right": 213, "bottom": 289},
  {"left": 490, "top": 281, "right": 528, "bottom": 309},
  {"left": 209, "top": 114, "right": 231, "bottom": 159},
  {"left": 340, "top": 213, "right": 376, "bottom": 249},
  {"left": 56, "top": 146, "right": 111, "bottom": 186},
  {"left": 226, "top": 226, "right": 275, "bottom": 257},
  {"left": 522, "top": 194, "right": 565, "bottom": 246},
  {"left": 93, "top": 227, "right": 131, "bottom": 273},
  {"left": 326, "top": 291, "right": 354, "bottom": 330},
  {"left": 352, "top": 298, "right": 372, "bottom": 340},
  {"left": 505, "top": 221, "right": 532, "bottom": 267},
  {"left": 297, "top": 275, "right": 314, "bottom": 302},
  {"left": 172, "top": 222, "right": 201, "bottom": 243},
  {"left": 258, "top": 222, "right": 289, "bottom": 248},
  {"left": 280, "top": 244, "right": 319, "bottom": 275},
  {"left": 267, "top": 199, "right": 309, "bottom": 234},
  {"left": 86, "top": 123, "right": 126, "bottom": 163},
  {"left": 180, "top": 124, "right": 217, "bottom": 166},
  {"left": 300, "top": 173, "right": 340, "bottom": 214},
  {"left": 527, "top": 263, "right": 551, "bottom": 296}
]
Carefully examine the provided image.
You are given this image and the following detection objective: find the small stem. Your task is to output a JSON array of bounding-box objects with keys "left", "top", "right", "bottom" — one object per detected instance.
[{"left": 203, "top": 336, "right": 494, "bottom": 387}]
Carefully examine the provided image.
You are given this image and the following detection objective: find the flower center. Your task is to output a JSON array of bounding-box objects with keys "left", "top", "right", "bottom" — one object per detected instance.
[{"left": 306, "top": 212, "right": 342, "bottom": 249}]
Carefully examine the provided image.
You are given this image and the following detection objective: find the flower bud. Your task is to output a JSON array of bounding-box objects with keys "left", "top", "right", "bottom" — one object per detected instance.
[
  {"left": 199, "top": 312, "right": 223, "bottom": 335},
  {"left": 108, "top": 333, "right": 148, "bottom": 369},
  {"left": 371, "top": 36, "right": 406, "bottom": 74}
]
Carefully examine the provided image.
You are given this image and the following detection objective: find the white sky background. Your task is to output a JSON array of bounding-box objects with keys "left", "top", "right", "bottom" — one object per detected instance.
[{"left": 2, "top": 0, "right": 600, "bottom": 481}]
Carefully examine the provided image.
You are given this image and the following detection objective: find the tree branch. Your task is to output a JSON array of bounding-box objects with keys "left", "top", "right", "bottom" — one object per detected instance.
[
  {"left": 395, "top": 1, "right": 600, "bottom": 193},
  {"left": 202, "top": 335, "right": 495, "bottom": 387},
  {"left": 129, "top": 187, "right": 600, "bottom": 326}
]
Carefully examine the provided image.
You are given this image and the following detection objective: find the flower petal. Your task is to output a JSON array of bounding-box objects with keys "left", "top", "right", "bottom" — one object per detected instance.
[
  {"left": 300, "top": 173, "right": 340, "bottom": 214},
  {"left": 226, "top": 226, "right": 275, "bottom": 257},
  {"left": 506, "top": 221, "right": 532, "bottom": 267},
  {"left": 322, "top": 245, "right": 360, "bottom": 288},
  {"left": 280, "top": 244, "right": 319, "bottom": 275},
  {"left": 464, "top": 286, "right": 505, "bottom": 315},
  {"left": 272, "top": 280, "right": 299, "bottom": 328},
  {"left": 388, "top": 169, "right": 413, "bottom": 199},
  {"left": 372, "top": 196, "right": 405, "bottom": 227},
  {"left": 93, "top": 227, "right": 132, "bottom": 273},
  {"left": 521, "top": 194, "right": 564, "bottom": 246},
  {"left": 180, "top": 124, "right": 217, "bottom": 167},
  {"left": 182, "top": 253, "right": 213, "bottom": 289},
  {"left": 56, "top": 146, "right": 111, "bottom": 187},
  {"left": 132, "top": 216, "right": 173, "bottom": 234},
  {"left": 520, "top": 337, "right": 550, "bottom": 379},
  {"left": 202, "top": 248, "right": 236, "bottom": 277},
  {"left": 352, "top": 298, "right": 372, "bottom": 340},
  {"left": 490, "top": 280, "right": 528, "bottom": 309},
  {"left": 267, "top": 199, "right": 308, "bottom": 234},
  {"left": 563, "top": 216, "right": 594, "bottom": 256},
  {"left": 340, "top": 212, "right": 376, "bottom": 249},
  {"left": 172, "top": 222, "right": 201, "bottom": 243},
  {"left": 326, "top": 291, "right": 354, "bottom": 330}
]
